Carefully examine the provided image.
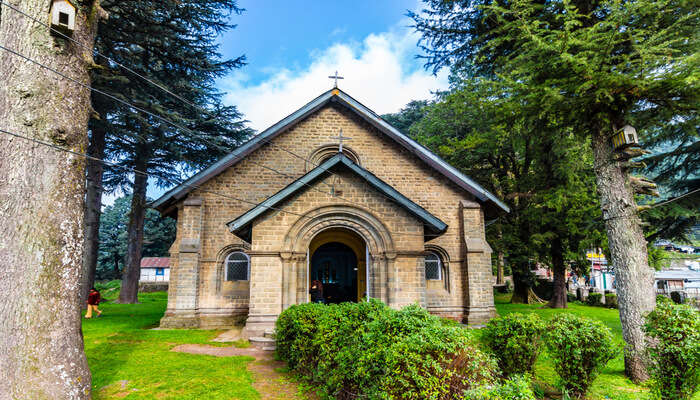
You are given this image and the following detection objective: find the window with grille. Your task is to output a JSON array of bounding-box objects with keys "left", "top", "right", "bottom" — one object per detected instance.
[
  {"left": 425, "top": 252, "right": 441, "bottom": 280},
  {"left": 225, "top": 252, "right": 249, "bottom": 281}
]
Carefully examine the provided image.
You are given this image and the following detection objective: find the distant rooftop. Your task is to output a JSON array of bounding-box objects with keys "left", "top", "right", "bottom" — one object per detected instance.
[{"left": 140, "top": 257, "right": 170, "bottom": 268}]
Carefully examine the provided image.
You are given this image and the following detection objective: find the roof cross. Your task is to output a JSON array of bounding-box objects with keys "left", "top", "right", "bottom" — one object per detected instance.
[
  {"left": 329, "top": 129, "right": 352, "bottom": 153},
  {"left": 328, "top": 70, "right": 344, "bottom": 88}
]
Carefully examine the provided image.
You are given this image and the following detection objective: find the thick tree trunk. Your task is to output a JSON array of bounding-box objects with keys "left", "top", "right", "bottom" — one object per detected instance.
[
  {"left": 548, "top": 238, "right": 567, "bottom": 308},
  {"left": 0, "top": 1, "right": 99, "bottom": 398},
  {"left": 591, "top": 128, "right": 655, "bottom": 382},
  {"left": 81, "top": 120, "right": 107, "bottom": 303},
  {"left": 117, "top": 156, "right": 148, "bottom": 303}
]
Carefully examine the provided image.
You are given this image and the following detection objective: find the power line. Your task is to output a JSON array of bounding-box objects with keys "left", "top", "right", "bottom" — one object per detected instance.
[
  {"left": 0, "top": 1, "right": 337, "bottom": 174},
  {"left": 0, "top": 43, "right": 445, "bottom": 235},
  {"left": 0, "top": 127, "right": 440, "bottom": 239},
  {"left": 0, "top": 1, "right": 451, "bottom": 221}
]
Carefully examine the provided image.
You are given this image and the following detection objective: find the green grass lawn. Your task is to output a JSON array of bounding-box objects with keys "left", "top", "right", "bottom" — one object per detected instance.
[
  {"left": 493, "top": 292, "right": 700, "bottom": 400},
  {"left": 85, "top": 291, "right": 696, "bottom": 400},
  {"left": 83, "top": 292, "right": 259, "bottom": 399}
]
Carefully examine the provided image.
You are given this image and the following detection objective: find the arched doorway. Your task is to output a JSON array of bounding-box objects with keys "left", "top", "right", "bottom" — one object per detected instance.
[{"left": 309, "top": 228, "right": 367, "bottom": 303}]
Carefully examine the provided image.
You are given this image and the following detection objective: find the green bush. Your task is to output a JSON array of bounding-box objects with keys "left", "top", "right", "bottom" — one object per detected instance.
[
  {"left": 463, "top": 375, "right": 536, "bottom": 400},
  {"left": 274, "top": 302, "right": 327, "bottom": 373},
  {"left": 604, "top": 293, "right": 618, "bottom": 309},
  {"left": 544, "top": 313, "right": 617, "bottom": 398},
  {"left": 483, "top": 313, "right": 545, "bottom": 376},
  {"left": 567, "top": 293, "right": 577, "bottom": 303},
  {"left": 643, "top": 302, "right": 700, "bottom": 400},
  {"left": 670, "top": 291, "right": 686, "bottom": 304},
  {"left": 586, "top": 292, "right": 602, "bottom": 306},
  {"left": 657, "top": 294, "right": 673, "bottom": 305},
  {"left": 276, "top": 300, "right": 499, "bottom": 399}
]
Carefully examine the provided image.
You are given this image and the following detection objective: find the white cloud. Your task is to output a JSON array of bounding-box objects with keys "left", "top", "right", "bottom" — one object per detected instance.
[{"left": 221, "top": 25, "right": 448, "bottom": 131}]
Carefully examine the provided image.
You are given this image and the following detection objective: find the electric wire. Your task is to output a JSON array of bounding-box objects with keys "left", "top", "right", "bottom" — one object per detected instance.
[
  {"left": 0, "top": 127, "right": 440, "bottom": 239},
  {"left": 0, "top": 42, "right": 445, "bottom": 237}
]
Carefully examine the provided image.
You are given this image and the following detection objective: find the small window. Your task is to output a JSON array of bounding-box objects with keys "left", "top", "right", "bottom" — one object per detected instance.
[
  {"left": 425, "top": 252, "right": 442, "bottom": 280},
  {"left": 225, "top": 251, "right": 249, "bottom": 281},
  {"left": 58, "top": 12, "right": 69, "bottom": 25}
]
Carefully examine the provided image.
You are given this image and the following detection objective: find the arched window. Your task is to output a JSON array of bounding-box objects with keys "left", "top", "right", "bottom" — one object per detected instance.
[
  {"left": 225, "top": 252, "right": 249, "bottom": 281},
  {"left": 425, "top": 252, "right": 442, "bottom": 280}
]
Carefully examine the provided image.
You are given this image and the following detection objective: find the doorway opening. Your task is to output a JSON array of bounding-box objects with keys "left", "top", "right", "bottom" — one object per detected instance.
[{"left": 309, "top": 228, "right": 367, "bottom": 303}]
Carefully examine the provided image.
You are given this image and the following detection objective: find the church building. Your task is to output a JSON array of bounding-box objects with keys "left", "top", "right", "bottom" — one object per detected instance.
[{"left": 152, "top": 86, "right": 509, "bottom": 337}]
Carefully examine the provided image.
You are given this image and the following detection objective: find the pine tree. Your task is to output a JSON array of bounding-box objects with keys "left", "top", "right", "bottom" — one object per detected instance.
[
  {"left": 83, "top": 0, "right": 253, "bottom": 303},
  {"left": 411, "top": 0, "right": 699, "bottom": 380},
  {"left": 0, "top": 0, "right": 102, "bottom": 397}
]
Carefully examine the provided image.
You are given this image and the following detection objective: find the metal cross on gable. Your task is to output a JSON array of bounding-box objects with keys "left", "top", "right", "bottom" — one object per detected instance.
[
  {"left": 329, "top": 129, "right": 352, "bottom": 153},
  {"left": 328, "top": 70, "right": 344, "bottom": 88}
]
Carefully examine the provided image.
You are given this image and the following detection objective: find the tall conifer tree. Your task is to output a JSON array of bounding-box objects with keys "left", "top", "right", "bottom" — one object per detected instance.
[
  {"left": 84, "top": 0, "right": 252, "bottom": 303},
  {"left": 411, "top": 0, "right": 699, "bottom": 380}
]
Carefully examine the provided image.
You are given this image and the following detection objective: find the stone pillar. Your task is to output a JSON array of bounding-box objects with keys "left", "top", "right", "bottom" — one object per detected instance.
[
  {"left": 460, "top": 200, "right": 497, "bottom": 325},
  {"left": 385, "top": 252, "right": 397, "bottom": 307},
  {"left": 243, "top": 253, "right": 283, "bottom": 338},
  {"left": 160, "top": 197, "right": 203, "bottom": 328},
  {"left": 293, "top": 253, "right": 308, "bottom": 304}
]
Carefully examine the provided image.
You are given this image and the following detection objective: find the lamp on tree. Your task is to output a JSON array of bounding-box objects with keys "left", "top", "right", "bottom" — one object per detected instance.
[{"left": 49, "top": 0, "right": 76, "bottom": 35}]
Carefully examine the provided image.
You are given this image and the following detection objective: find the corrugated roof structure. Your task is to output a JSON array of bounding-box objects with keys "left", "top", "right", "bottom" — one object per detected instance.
[{"left": 140, "top": 257, "right": 170, "bottom": 268}]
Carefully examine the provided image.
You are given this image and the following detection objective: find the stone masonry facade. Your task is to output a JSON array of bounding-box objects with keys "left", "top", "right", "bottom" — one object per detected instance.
[{"left": 158, "top": 99, "right": 498, "bottom": 334}]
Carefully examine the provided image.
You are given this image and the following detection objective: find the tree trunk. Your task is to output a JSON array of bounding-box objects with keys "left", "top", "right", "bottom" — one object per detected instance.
[
  {"left": 117, "top": 155, "right": 148, "bottom": 303},
  {"left": 548, "top": 237, "right": 567, "bottom": 308},
  {"left": 510, "top": 268, "right": 544, "bottom": 304},
  {"left": 591, "top": 128, "right": 655, "bottom": 382},
  {"left": 0, "top": 1, "right": 99, "bottom": 398},
  {"left": 81, "top": 119, "right": 107, "bottom": 303},
  {"left": 496, "top": 252, "right": 504, "bottom": 285}
]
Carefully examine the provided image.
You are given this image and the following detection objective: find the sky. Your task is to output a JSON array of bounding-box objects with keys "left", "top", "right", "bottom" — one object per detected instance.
[
  {"left": 109, "top": 1, "right": 448, "bottom": 205},
  {"left": 217, "top": 0, "right": 448, "bottom": 131}
]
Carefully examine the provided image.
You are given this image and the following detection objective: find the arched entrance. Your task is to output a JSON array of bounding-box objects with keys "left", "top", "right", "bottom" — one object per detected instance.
[{"left": 309, "top": 228, "right": 367, "bottom": 303}]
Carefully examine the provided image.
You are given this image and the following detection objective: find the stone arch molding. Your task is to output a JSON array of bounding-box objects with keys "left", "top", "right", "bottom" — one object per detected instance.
[{"left": 283, "top": 205, "right": 395, "bottom": 257}]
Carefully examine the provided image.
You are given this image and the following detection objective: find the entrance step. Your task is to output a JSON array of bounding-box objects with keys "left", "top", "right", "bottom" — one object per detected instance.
[
  {"left": 249, "top": 336, "right": 276, "bottom": 351},
  {"left": 263, "top": 330, "right": 275, "bottom": 339}
]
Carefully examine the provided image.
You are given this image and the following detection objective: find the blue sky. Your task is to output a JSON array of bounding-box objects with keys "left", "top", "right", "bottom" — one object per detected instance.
[
  {"left": 113, "top": 1, "right": 449, "bottom": 205},
  {"left": 217, "top": 0, "right": 448, "bottom": 130}
]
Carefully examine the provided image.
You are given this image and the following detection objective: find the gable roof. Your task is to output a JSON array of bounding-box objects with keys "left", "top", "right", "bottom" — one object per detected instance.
[
  {"left": 151, "top": 88, "right": 509, "bottom": 214},
  {"left": 227, "top": 153, "right": 448, "bottom": 242}
]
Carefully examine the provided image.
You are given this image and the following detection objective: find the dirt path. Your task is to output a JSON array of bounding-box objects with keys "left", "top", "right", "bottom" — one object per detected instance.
[{"left": 172, "top": 344, "right": 316, "bottom": 400}]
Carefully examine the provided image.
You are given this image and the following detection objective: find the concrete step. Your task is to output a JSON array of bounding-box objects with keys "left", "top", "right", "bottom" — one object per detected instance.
[
  {"left": 249, "top": 336, "right": 276, "bottom": 351},
  {"left": 263, "top": 330, "right": 275, "bottom": 339}
]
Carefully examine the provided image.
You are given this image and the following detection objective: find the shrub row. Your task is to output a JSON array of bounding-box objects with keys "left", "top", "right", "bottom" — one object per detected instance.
[
  {"left": 583, "top": 292, "right": 618, "bottom": 309},
  {"left": 276, "top": 300, "right": 531, "bottom": 400},
  {"left": 483, "top": 312, "right": 617, "bottom": 398}
]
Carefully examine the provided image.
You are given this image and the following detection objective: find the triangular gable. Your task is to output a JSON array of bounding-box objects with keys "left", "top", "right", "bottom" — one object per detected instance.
[
  {"left": 227, "top": 153, "right": 448, "bottom": 242},
  {"left": 151, "top": 88, "right": 509, "bottom": 214}
]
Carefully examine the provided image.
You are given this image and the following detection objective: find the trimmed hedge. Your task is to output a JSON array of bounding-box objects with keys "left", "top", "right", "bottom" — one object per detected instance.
[
  {"left": 276, "top": 300, "right": 499, "bottom": 399},
  {"left": 544, "top": 313, "right": 617, "bottom": 397},
  {"left": 604, "top": 293, "right": 618, "bottom": 309},
  {"left": 643, "top": 302, "right": 700, "bottom": 400},
  {"left": 483, "top": 313, "right": 544, "bottom": 377},
  {"left": 586, "top": 292, "right": 602, "bottom": 306}
]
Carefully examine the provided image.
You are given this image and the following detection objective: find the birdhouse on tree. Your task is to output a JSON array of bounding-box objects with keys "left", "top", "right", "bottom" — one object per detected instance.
[
  {"left": 49, "top": 0, "right": 76, "bottom": 35},
  {"left": 611, "top": 125, "right": 639, "bottom": 150}
]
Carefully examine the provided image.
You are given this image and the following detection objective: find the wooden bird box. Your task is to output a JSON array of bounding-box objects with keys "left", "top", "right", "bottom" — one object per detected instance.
[
  {"left": 612, "top": 125, "right": 639, "bottom": 150},
  {"left": 49, "top": 0, "right": 76, "bottom": 35}
]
